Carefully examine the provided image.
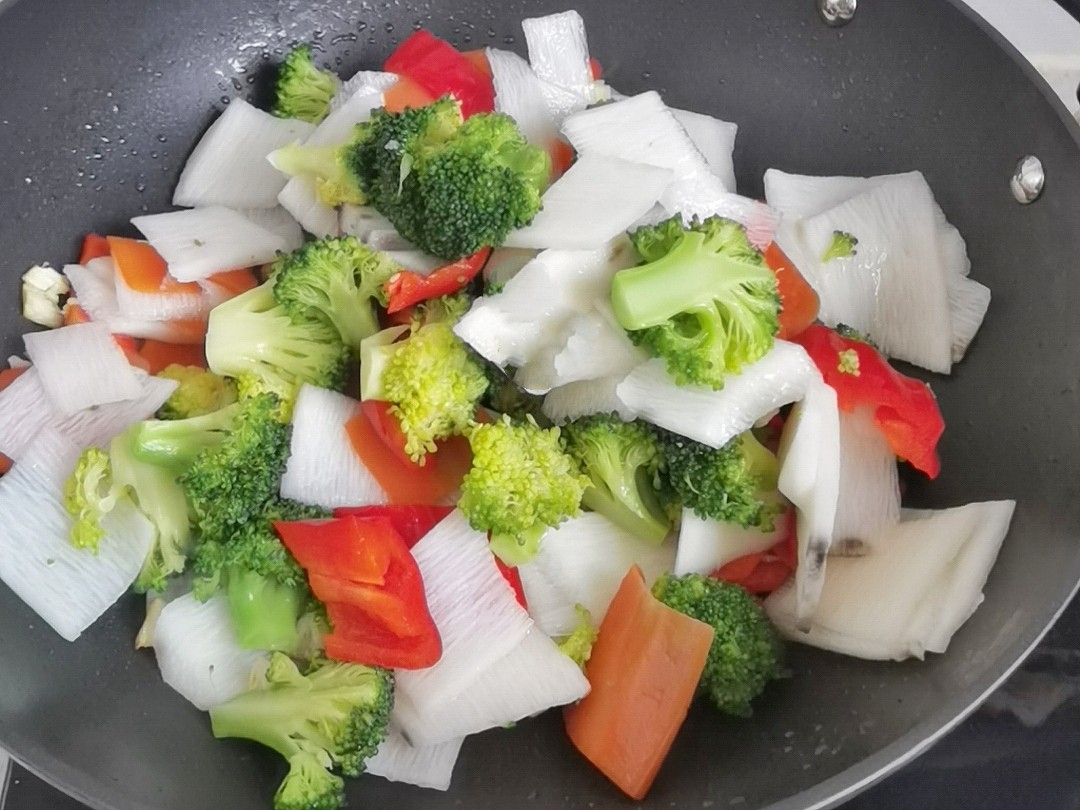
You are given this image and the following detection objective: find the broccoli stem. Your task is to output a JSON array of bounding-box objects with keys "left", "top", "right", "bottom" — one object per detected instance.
[
  {"left": 611, "top": 231, "right": 773, "bottom": 331},
  {"left": 226, "top": 568, "right": 304, "bottom": 652},
  {"left": 581, "top": 470, "right": 670, "bottom": 546},
  {"left": 489, "top": 523, "right": 548, "bottom": 567}
]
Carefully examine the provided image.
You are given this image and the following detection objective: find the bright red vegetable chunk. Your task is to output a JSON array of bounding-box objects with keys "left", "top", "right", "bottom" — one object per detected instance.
[
  {"left": 333, "top": 505, "right": 454, "bottom": 548},
  {"left": 384, "top": 31, "right": 494, "bottom": 118},
  {"left": 384, "top": 248, "right": 491, "bottom": 314},
  {"left": 792, "top": 324, "right": 945, "bottom": 478}
]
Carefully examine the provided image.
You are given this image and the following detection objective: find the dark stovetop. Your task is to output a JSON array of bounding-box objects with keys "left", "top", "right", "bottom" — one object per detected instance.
[{"left": 6, "top": 599, "right": 1080, "bottom": 810}]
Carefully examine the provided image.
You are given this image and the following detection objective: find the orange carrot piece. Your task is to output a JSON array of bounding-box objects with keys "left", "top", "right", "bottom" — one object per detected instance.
[
  {"left": 564, "top": 566, "right": 715, "bottom": 801},
  {"left": 462, "top": 49, "right": 493, "bottom": 77},
  {"left": 63, "top": 301, "right": 92, "bottom": 326},
  {"left": 78, "top": 234, "right": 112, "bottom": 265},
  {"left": 204, "top": 268, "right": 259, "bottom": 296},
  {"left": 548, "top": 139, "right": 576, "bottom": 180},
  {"left": 108, "top": 236, "right": 200, "bottom": 295},
  {"left": 138, "top": 340, "right": 207, "bottom": 374},
  {"left": 384, "top": 77, "right": 437, "bottom": 114}
]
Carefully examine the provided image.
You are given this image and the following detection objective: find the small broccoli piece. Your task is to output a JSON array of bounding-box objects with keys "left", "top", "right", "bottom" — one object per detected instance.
[
  {"left": 652, "top": 573, "right": 784, "bottom": 717},
  {"left": 272, "top": 45, "right": 341, "bottom": 125},
  {"left": 412, "top": 291, "right": 474, "bottom": 327},
  {"left": 381, "top": 320, "right": 489, "bottom": 461},
  {"left": 822, "top": 230, "right": 859, "bottom": 263},
  {"left": 272, "top": 97, "right": 550, "bottom": 260},
  {"left": 210, "top": 653, "right": 394, "bottom": 810},
  {"left": 555, "top": 605, "right": 599, "bottom": 670},
  {"left": 658, "top": 428, "right": 782, "bottom": 532},
  {"left": 226, "top": 567, "right": 307, "bottom": 652},
  {"left": 837, "top": 348, "right": 860, "bottom": 376},
  {"left": 479, "top": 361, "right": 549, "bottom": 424},
  {"left": 271, "top": 237, "right": 399, "bottom": 354},
  {"left": 562, "top": 414, "right": 672, "bottom": 545},
  {"left": 155, "top": 364, "right": 237, "bottom": 420},
  {"left": 834, "top": 322, "right": 879, "bottom": 350},
  {"left": 205, "top": 280, "right": 349, "bottom": 400},
  {"left": 63, "top": 447, "right": 118, "bottom": 552},
  {"left": 128, "top": 402, "right": 242, "bottom": 476},
  {"left": 459, "top": 415, "right": 589, "bottom": 565},
  {"left": 612, "top": 216, "right": 780, "bottom": 389}
]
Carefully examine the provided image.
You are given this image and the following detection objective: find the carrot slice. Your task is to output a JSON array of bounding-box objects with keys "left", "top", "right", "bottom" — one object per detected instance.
[
  {"left": 138, "top": 340, "right": 207, "bottom": 374},
  {"left": 62, "top": 302, "right": 149, "bottom": 370},
  {"left": 0, "top": 365, "right": 27, "bottom": 475},
  {"left": 549, "top": 139, "right": 576, "bottom": 180},
  {"left": 78, "top": 234, "right": 112, "bottom": 265},
  {"left": 564, "top": 565, "right": 714, "bottom": 800},
  {"left": 108, "top": 236, "right": 200, "bottom": 295},
  {"left": 462, "top": 49, "right": 493, "bottom": 77},
  {"left": 204, "top": 268, "right": 259, "bottom": 297},
  {"left": 62, "top": 301, "right": 92, "bottom": 326},
  {"left": 383, "top": 77, "right": 437, "bottom": 114}
]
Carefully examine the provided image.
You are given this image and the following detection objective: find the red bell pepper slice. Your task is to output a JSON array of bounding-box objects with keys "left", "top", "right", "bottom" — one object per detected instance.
[
  {"left": 385, "top": 31, "right": 494, "bottom": 118},
  {"left": 764, "top": 242, "right": 820, "bottom": 341},
  {"left": 78, "top": 234, "right": 112, "bottom": 265},
  {"left": 274, "top": 516, "right": 442, "bottom": 669},
  {"left": 384, "top": 247, "right": 491, "bottom": 314},
  {"left": 792, "top": 324, "right": 945, "bottom": 478},
  {"left": 494, "top": 557, "right": 528, "bottom": 609},
  {"left": 333, "top": 505, "right": 454, "bottom": 547},
  {"left": 361, "top": 399, "right": 418, "bottom": 469}
]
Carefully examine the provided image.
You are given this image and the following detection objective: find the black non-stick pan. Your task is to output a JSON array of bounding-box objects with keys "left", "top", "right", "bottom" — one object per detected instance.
[{"left": 1, "top": 0, "right": 1079, "bottom": 808}]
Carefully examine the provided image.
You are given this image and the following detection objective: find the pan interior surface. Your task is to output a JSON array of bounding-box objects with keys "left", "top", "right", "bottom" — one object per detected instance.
[{"left": 0, "top": 0, "right": 1079, "bottom": 808}]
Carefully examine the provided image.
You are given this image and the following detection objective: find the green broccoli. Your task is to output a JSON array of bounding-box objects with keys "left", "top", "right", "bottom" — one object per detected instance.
[
  {"left": 458, "top": 414, "right": 589, "bottom": 566},
  {"left": 479, "top": 362, "right": 549, "bottom": 425},
  {"left": 562, "top": 414, "right": 672, "bottom": 545},
  {"left": 63, "top": 447, "right": 118, "bottom": 552},
  {"left": 155, "top": 364, "right": 237, "bottom": 420},
  {"left": 210, "top": 653, "right": 393, "bottom": 810},
  {"left": 380, "top": 319, "right": 489, "bottom": 462},
  {"left": 658, "top": 428, "right": 782, "bottom": 531},
  {"left": 611, "top": 216, "right": 781, "bottom": 389},
  {"left": 205, "top": 280, "right": 349, "bottom": 399},
  {"left": 271, "top": 97, "right": 550, "bottom": 260},
  {"left": 555, "top": 605, "right": 599, "bottom": 670},
  {"left": 128, "top": 402, "right": 242, "bottom": 476},
  {"left": 652, "top": 573, "right": 784, "bottom": 717},
  {"left": 821, "top": 230, "right": 859, "bottom": 263},
  {"left": 272, "top": 45, "right": 341, "bottom": 125},
  {"left": 270, "top": 237, "right": 399, "bottom": 354}
]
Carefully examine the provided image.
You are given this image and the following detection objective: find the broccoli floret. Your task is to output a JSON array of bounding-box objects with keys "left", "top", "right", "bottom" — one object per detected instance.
[
  {"left": 381, "top": 320, "right": 489, "bottom": 462},
  {"left": 205, "top": 280, "right": 349, "bottom": 399},
  {"left": 128, "top": 402, "right": 242, "bottom": 476},
  {"left": 658, "top": 429, "right": 782, "bottom": 532},
  {"left": 562, "top": 414, "right": 672, "bottom": 545},
  {"left": 459, "top": 415, "right": 589, "bottom": 566},
  {"left": 271, "top": 237, "right": 399, "bottom": 354},
  {"left": 63, "top": 447, "right": 118, "bottom": 552},
  {"left": 834, "top": 322, "right": 879, "bottom": 350},
  {"left": 652, "top": 573, "right": 784, "bottom": 717},
  {"left": 272, "top": 97, "right": 550, "bottom": 260},
  {"left": 111, "top": 428, "right": 194, "bottom": 593},
  {"left": 272, "top": 45, "right": 341, "bottom": 125},
  {"left": 155, "top": 364, "right": 237, "bottom": 420},
  {"left": 821, "top": 230, "right": 859, "bottom": 263},
  {"left": 210, "top": 653, "right": 393, "bottom": 810},
  {"left": 555, "top": 605, "right": 599, "bottom": 670},
  {"left": 478, "top": 360, "right": 548, "bottom": 424},
  {"left": 612, "top": 216, "right": 780, "bottom": 389}
]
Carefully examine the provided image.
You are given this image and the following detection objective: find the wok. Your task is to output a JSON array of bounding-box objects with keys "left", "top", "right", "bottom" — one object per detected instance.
[{"left": 0, "top": 0, "right": 1078, "bottom": 808}]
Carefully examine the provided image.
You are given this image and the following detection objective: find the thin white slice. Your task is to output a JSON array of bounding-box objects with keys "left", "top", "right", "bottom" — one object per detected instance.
[
  {"left": 831, "top": 407, "right": 900, "bottom": 554},
  {"left": 278, "top": 175, "right": 341, "bottom": 238},
  {"left": 331, "top": 70, "right": 398, "bottom": 112},
  {"left": 541, "top": 374, "right": 638, "bottom": 425},
  {"left": 673, "top": 509, "right": 787, "bottom": 576},
  {"left": 672, "top": 109, "right": 738, "bottom": 192},
  {"left": 233, "top": 206, "right": 304, "bottom": 252},
  {"left": 522, "top": 11, "right": 594, "bottom": 116},
  {"left": 517, "top": 563, "right": 580, "bottom": 637},
  {"left": 487, "top": 47, "right": 558, "bottom": 147},
  {"left": 306, "top": 91, "right": 383, "bottom": 147},
  {"left": 367, "top": 724, "right": 465, "bottom": 792}
]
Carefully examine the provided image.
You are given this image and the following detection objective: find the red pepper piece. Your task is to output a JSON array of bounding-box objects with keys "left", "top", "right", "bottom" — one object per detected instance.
[
  {"left": 273, "top": 516, "right": 394, "bottom": 584},
  {"left": 325, "top": 602, "right": 443, "bottom": 670},
  {"left": 384, "top": 247, "right": 491, "bottom": 314},
  {"left": 494, "top": 556, "right": 528, "bottom": 609},
  {"left": 385, "top": 31, "right": 494, "bottom": 118},
  {"left": 333, "top": 505, "right": 454, "bottom": 548}
]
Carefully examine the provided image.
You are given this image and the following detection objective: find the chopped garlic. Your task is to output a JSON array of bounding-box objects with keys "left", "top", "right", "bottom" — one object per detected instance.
[{"left": 21, "top": 264, "right": 70, "bottom": 328}]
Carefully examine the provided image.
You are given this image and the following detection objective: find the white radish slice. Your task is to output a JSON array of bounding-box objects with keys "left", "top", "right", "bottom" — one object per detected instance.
[
  {"left": 24, "top": 322, "right": 142, "bottom": 416},
  {"left": 777, "top": 376, "right": 841, "bottom": 628},
  {"left": 306, "top": 91, "right": 384, "bottom": 147},
  {"left": 672, "top": 109, "right": 738, "bottom": 193},
  {"left": 332, "top": 70, "right": 398, "bottom": 112},
  {"left": 367, "top": 724, "right": 465, "bottom": 792},
  {"left": 0, "top": 430, "right": 155, "bottom": 641},
  {"left": 132, "top": 207, "right": 289, "bottom": 283},
  {"left": 339, "top": 205, "right": 395, "bottom": 242},
  {"left": 115, "top": 272, "right": 209, "bottom": 323},
  {"left": 173, "top": 99, "right": 314, "bottom": 209},
  {"left": 673, "top": 509, "right": 787, "bottom": 577},
  {"left": 831, "top": 407, "right": 901, "bottom": 555},
  {"left": 487, "top": 47, "right": 558, "bottom": 147},
  {"left": 504, "top": 155, "right": 672, "bottom": 250},
  {"left": 764, "top": 501, "right": 1016, "bottom": 660},
  {"left": 541, "top": 374, "right": 638, "bottom": 425},
  {"left": 152, "top": 593, "right": 266, "bottom": 711},
  {"left": 616, "top": 341, "right": 818, "bottom": 449},
  {"left": 521, "top": 11, "right": 593, "bottom": 116},
  {"left": 279, "top": 385, "right": 387, "bottom": 509},
  {"left": 278, "top": 176, "right": 340, "bottom": 238},
  {"left": 517, "top": 563, "right": 580, "bottom": 637},
  {"left": 232, "top": 206, "right": 304, "bottom": 252},
  {"left": 949, "top": 275, "right": 992, "bottom": 363}
]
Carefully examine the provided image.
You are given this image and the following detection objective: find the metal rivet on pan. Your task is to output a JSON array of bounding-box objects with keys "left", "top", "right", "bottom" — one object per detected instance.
[
  {"left": 1011, "top": 155, "right": 1045, "bottom": 204},
  {"left": 817, "top": 0, "right": 857, "bottom": 26}
]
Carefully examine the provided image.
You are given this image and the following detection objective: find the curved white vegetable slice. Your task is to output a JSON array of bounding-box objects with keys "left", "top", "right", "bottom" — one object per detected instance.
[
  {"left": 764, "top": 501, "right": 1016, "bottom": 660},
  {"left": 777, "top": 376, "right": 840, "bottom": 629},
  {"left": 393, "top": 511, "right": 534, "bottom": 741},
  {"left": 616, "top": 341, "right": 817, "bottom": 449},
  {"left": 548, "top": 303, "right": 649, "bottom": 388},
  {"left": 132, "top": 207, "right": 288, "bottom": 282},
  {"left": 367, "top": 724, "right": 465, "bottom": 792},
  {"left": 522, "top": 11, "right": 594, "bottom": 117},
  {"left": 673, "top": 509, "right": 787, "bottom": 577},
  {"left": 397, "top": 627, "right": 589, "bottom": 747},
  {"left": 0, "top": 430, "right": 155, "bottom": 642},
  {"left": 453, "top": 239, "right": 637, "bottom": 369},
  {"left": 152, "top": 593, "right": 265, "bottom": 711},
  {"left": 671, "top": 109, "right": 738, "bottom": 193},
  {"left": 24, "top": 322, "right": 142, "bottom": 416},
  {"left": 173, "top": 99, "right": 314, "bottom": 209},
  {"left": 339, "top": 204, "right": 396, "bottom": 242},
  {"left": 541, "top": 374, "right": 637, "bottom": 425},
  {"left": 277, "top": 175, "right": 340, "bottom": 239},
  {"left": 505, "top": 155, "right": 671, "bottom": 250},
  {"left": 831, "top": 407, "right": 900, "bottom": 555},
  {"left": 232, "top": 206, "right": 304, "bottom": 252},
  {"left": 949, "top": 275, "right": 992, "bottom": 363},
  {"left": 517, "top": 562, "right": 580, "bottom": 637},
  {"left": 530, "top": 512, "right": 676, "bottom": 625},
  {"left": 115, "top": 271, "right": 209, "bottom": 323},
  {"left": 332, "top": 70, "right": 397, "bottom": 112},
  {"left": 279, "top": 385, "right": 387, "bottom": 509},
  {"left": 306, "top": 91, "right": 383, "bottom": 147},
  {"left": 487, "top": 47, "right": 557, "bottom": 147}
]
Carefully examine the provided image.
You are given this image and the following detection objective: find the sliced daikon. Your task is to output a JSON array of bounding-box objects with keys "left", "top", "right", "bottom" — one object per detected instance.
[
  {"left": 949, "top": 275, "right": 992, "bottom": 363},
  {"left": 305, "top": 91, "right": 383, "bottom": 147},
  {"left": 831, "top": 407, "right": 900, "bottom": 555},
  {"left": 522, "top": 11, "right": 593, "bottom": 116},
  {"left": 232, "top": 206, "right": 304, "bottom": 252},
  {"left": 673, "top": 509, "right": 787, "bottom": 577},
  {"left": 487, "top": 47, "right": 557, "bottom": 146},
  {"left": 277, "top": 175, "right": 340, "bottom": 239},
  {"left": 517, "top": 563, "right": 580, "bottom": 637},
  {"left": 332, "top": 70, "right": 398, "bottom": 112},
  {"left": 367, "top": 724, "right": 465, "bottom": 792},
  {"left": 541, "top": 374, "right": 638, "bottom": 425},
  {"left": 672, "top": 109, "right": 738, "bottom": 193}
]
